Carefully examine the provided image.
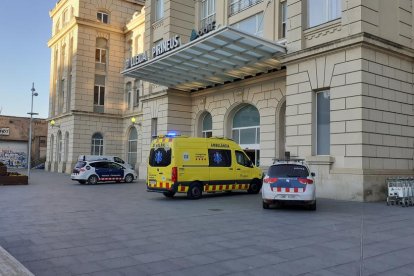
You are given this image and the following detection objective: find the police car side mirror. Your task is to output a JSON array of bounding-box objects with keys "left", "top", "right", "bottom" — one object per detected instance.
[{"left": 311, "top": 172, "right": 316, "bottom": 177}]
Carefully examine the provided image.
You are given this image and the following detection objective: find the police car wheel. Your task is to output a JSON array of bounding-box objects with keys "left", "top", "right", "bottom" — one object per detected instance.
[
  {"left": 125, "top": 174, "right": 134, "bottom": 183},
  {"left": 308, "top": 201, "right": 317, "bottom": 211},
  {"left": 187, "top": 183, "right": 203, "bottom": 200},
  {"left": 248, "top": 179, "right": 262, "bottom": 194},
  {"left": 262, "top": 201, "right": 270, "bottom": 209},
  {"left": 88, "top": 175, "right": 98, "bottom": 185}
]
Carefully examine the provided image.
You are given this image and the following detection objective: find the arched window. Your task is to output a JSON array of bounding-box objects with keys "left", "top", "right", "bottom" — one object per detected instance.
[
  {"left": 232, "top": 105, "right": 260, "bottom": 166},
  {"left": 57, "top": 131, "right": 63, "bottom": 162},
  {"left": 64, "top": 132, "right": 69, "bottom": 162},
  {"left": 128, "top": 127, "right": 138, "bottom": 167},
  {"left": 202, "top": 112, "right": 212, "bottom": 138},
  {"left": 91, "top": 133, "right": 104, "bottom": 155},
  {"left": 126, "top": 82, "right": 132, "bottom": 110}
]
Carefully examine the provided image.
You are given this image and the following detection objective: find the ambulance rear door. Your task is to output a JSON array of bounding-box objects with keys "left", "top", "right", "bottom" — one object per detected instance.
[
  {"left": 208, "top": 148, "right": 235, "bottom": 189},
  {"left": 148, "top": 139, "right": 174, "bottom": 188}
]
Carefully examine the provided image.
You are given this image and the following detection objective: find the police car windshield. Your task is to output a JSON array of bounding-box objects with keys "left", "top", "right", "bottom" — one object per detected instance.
[
  {"left": 75, "top": 161, "right": 86, "bottom": 168},
  {"left": 268, "top": 164, "right": 309, "bottom": 178},
  {"left": 149, "top": 148, "right": 171, "bottom": 167}
]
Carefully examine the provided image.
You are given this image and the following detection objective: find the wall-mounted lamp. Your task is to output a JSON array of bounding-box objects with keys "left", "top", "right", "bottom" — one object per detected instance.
[
  {"left": 131, "top": 117, "right": 141, "bottom": 126},
  {"left": 50, "top": 119, "right": 60, "bottom": 128}
]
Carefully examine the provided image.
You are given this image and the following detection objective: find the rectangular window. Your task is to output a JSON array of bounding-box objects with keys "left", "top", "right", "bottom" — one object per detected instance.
[
  {"left": 231, "top": 12, "right": 264, "bottom": 37},
  {"left": 308, "top": 0, "right": 341, "bottom": 28},
  {"left": 280, "top": 1, "right": 287, "bottom": 38},
  {"left": 95, "top": 48, "right": 106, "bottom": 64},
  {"left": 97, "top": 12, "right": 109, "bottom": 24},
  {"left": 155, "top": 0, "right": 164, "bottom": 21},
  {"left": 208, "top": 149, "right": 232, "bottom": 167},
  {"left": 135, "top": 88, "right": 140, "bottom": 107},
  {"left": 229, "top": 0, "right": 264, "bottom": 16},
  {"left": 316, "top": 90, "right": 330, "bottom": 155},
  {"left": 200, "top": 0, "right": 216, "bottom": 28},
  {"left": 151, "top": 118, "right": 158, "bottom": 138},
  {"left": 94, "top": 86, "right": 105, "bottom": 106}
]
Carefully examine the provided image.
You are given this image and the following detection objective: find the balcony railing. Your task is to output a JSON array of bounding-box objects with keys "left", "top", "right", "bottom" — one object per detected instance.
[
  {"left": 229, "top": 0, "right": 264, "bottom": 16},
  {"left": 200, "top": 14, "right": 216, "bottom": 29}
]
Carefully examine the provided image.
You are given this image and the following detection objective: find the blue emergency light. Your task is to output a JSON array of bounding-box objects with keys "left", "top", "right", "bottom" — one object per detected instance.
[{"left": 166, "top": 132, "right": 177, "bottom": 137}]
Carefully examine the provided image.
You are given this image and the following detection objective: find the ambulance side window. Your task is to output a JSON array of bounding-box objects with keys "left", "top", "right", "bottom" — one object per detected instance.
[
  {"left": 208, "top": 149, "right": 232, "bottom": 167},
  {"left": 236, "top": 151, "right": 252, "bottom": 167}
]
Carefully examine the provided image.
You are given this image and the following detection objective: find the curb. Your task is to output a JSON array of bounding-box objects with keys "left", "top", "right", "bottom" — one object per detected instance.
[{"left": 0, "top": 246, "right": 34, "bottom": 276}]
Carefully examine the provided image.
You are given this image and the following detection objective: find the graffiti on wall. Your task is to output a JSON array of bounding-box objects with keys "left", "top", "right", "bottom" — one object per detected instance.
[{"left": 0, "top": 142, "right": 27, "bottom": 168}]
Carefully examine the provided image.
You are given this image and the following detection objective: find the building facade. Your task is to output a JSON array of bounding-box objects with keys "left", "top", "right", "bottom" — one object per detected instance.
[
  {"left": 0, "top": 116, "right": 47, "bottom": 168},
  {"left": 46, "top": 0, "right": 414, "bottom": 201}
]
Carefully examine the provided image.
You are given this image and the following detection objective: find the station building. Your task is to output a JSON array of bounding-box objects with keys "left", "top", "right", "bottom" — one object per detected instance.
[{"left": 46, "top": 0, "right": 414, "bottom": 201}]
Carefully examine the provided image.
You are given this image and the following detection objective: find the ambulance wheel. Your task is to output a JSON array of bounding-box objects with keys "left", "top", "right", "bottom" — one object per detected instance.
[
  {"left": 125, "top": 174, "right": 134, "bottom": 183},
  {"left": 262, "top": 201, "right": 270, "bottom": 209},
  {"left": 187, "top": 182, "right": 203, "bottom": 200},
  {"left": 163, "top": 191, "right": 175, "bottom": 198},
  {"left": 248, "top": 179, "right": 262, "bottom": 194},
  {"left": 87, "top": 175, "right": 98, "bottom": 185},
  {"left": 78, "top": 180, "right": 86, "bottom": 184}
]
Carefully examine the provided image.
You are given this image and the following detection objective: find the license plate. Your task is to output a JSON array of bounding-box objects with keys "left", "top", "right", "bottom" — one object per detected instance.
[
  {"left": 277, "top": 194, "right": 295, "bottom": 199},
  {"left": 149, "top": 180, "right": 156, "bottom": 185}
]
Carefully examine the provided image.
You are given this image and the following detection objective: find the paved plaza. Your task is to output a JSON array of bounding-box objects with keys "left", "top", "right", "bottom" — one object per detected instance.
[{"left": 0, "top": 170, "right": 414, "bottom": 276}]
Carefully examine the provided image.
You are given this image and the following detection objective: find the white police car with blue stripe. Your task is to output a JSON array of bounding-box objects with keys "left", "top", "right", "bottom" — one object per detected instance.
[{"left": 71, "top": 160, "right": 137, "bottom": 185}]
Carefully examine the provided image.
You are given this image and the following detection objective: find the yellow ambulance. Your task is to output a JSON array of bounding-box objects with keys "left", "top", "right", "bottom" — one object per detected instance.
[{"left": 147, "top": 134, "right": 263, "bottom": 199}]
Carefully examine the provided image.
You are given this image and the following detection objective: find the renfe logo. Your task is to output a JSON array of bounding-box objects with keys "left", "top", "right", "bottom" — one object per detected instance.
[{"left": 0, "top": 128, "right": 10, "bottom": 136}]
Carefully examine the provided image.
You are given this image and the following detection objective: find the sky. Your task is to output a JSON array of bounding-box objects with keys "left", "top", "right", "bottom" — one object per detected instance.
[{"left": 0, "top": 1, "right": 56, "bottom": 119}]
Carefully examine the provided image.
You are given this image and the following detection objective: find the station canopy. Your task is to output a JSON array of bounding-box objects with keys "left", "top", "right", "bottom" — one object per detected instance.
[{"left": 121, "top": 26, "right": 286, "bottom": 91}]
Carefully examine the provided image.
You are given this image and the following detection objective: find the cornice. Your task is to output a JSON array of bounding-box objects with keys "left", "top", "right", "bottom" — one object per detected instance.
[
  {"left": 49, "top": 0, "right": 69, "bottom": 18},
  {"left": 282, "top": 33, "right": 414, "bottom": 65},
  {"left": 48, "top": 17, "right": 125, "bottom": 47}
]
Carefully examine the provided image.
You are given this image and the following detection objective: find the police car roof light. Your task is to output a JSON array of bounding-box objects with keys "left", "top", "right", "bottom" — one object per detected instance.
[{"left": 166, "top": 132, "right": 177, "bottom": 137}]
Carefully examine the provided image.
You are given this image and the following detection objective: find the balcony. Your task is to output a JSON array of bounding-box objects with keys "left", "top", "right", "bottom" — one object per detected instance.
[{"left": 229, "top": 0, "right": 264, "bottom": 16}]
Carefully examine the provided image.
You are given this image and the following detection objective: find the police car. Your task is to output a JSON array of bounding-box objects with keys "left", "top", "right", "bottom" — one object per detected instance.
[
  {"left": 71, "top": 160, "right": 137, "bottom": 185},
  {"left": 262, "top": 159, "right": 316, "bottom": 210}
]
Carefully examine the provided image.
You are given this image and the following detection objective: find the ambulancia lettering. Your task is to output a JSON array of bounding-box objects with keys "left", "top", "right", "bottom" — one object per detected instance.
[{"left": 210, "top": 143, "right": 229, "bottom": 148}]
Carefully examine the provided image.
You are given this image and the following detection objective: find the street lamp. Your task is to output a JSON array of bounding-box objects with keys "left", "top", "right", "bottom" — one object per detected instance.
[{"left": 27, "top": 83, "right": 38, "bottom": 178}]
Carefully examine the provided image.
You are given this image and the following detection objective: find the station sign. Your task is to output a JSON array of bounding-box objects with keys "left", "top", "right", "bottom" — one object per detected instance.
[{"left": 125, "top": 35, "right": 181, "bottom": 69}]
